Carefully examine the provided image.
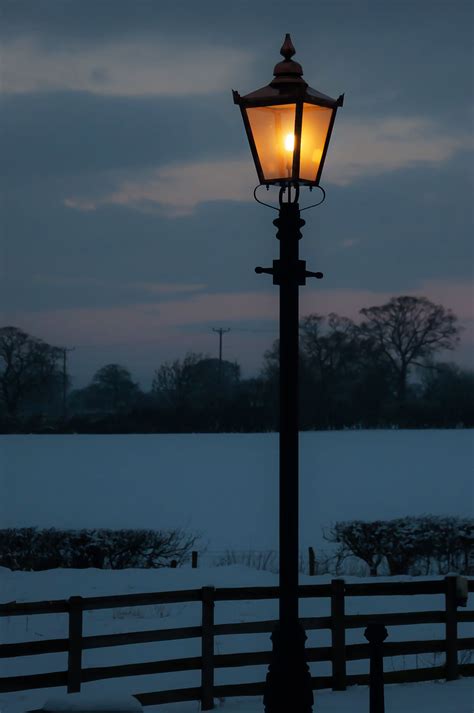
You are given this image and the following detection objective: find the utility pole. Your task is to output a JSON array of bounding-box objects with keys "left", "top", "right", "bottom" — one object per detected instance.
[
  {"left": 60, "top": 347, "right": 74, "bottom": 422},
  {"left": 212, "top": 328, "right": 230, "bottom": 365}
]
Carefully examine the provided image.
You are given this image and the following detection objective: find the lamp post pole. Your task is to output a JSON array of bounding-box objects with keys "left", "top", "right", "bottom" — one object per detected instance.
[
  {"left": 233, "top": 34, "right": 343, "bottom": 713},
  {"left": 257, "top": 188, "right": 322, "bottom": 713}
]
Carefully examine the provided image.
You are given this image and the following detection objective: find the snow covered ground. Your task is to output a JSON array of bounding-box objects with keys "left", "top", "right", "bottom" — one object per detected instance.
[
  {"left": 0, "top": 566, "right": 472, "bottom": 712},
  {"left": 1, "top": 431, "right": 472, "bottom": 554},
  {"left": 1, "top": 430, "right": 472, "bottom": 710},
  {"left": 36, "top": 680, "right": 474, "bottom": 713}
]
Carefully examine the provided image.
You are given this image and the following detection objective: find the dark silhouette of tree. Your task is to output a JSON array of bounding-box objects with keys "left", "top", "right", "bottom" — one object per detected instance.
[
  {"left": 421, "top": 362, "right": 474, "bottom": 426},
  {"left": 324, "top": 520, "right": 385, "bottom": 576},
  {"left": 91, "top": 363, "right": 140, "bottom": 412},
  {"left": 360, "top": 296, "right": 460, "bottom": 403},
  {"left": 263, "top": 314, "right": 394, "bottom": 427},
  {"left": 230, "top": 377, "right": 270, "bottom": 431},
  {"left": 1, "top": 295, "right": 468, "bottom": 432},
  {"left": 0, "top": 527, "right": 201, "bottom": 570},
  {"left": 299, "top": 314, "right": 365, "bottom": 427},
  {"left": 0, "top": 326, "right": 62, "bottom": 419},
  {"left": 325, "top": 516, "right": 473, "bottom": 576},
  {"left": 152, "top": 352, "right": 207, "bottom": 411},
  {"left": 300, "top": 314, "right": 358, "bottom": 374},
  {"left": 152, "top": 352, "right": 240, "bottom": 414},
  {"left": 187, "top": 357, "right": 240, "bottom": 406}
]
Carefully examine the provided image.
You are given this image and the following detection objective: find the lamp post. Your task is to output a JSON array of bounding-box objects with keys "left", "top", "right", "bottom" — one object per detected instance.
[{"left": 233, "top": 35, "right": 343, "bottom": 713}]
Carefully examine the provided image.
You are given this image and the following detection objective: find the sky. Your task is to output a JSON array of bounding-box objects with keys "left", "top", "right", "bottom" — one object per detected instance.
[{"left": 1, "top": 0, "right": 473, "bottom": 389}]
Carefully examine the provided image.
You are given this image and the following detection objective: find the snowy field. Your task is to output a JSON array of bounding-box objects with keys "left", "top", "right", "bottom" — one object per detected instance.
[
  {"left": 34, "top": 681, "right": 474, "bottom": 713},
  {"left": 0, "top": 430, "right": 472, "bottom": 710},
  {"left": 1, "top": 430, "right": 472, "bottom": 554},
  {"left": 0, "top": 566, "right": 473, "bottom": 712}
]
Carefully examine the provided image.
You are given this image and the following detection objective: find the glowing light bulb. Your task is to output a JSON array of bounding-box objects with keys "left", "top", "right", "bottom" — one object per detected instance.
[{"left": 284, "top": 133, "right": 295, "bottom": 152}]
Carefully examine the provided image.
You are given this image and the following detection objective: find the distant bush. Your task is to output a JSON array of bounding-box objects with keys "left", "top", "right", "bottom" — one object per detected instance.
[
  {"left": 0, "top": 527, "right": 201, "bottom": 571},
  {"left": 324, "top": 515, "right": 474, "bottom": 576}
]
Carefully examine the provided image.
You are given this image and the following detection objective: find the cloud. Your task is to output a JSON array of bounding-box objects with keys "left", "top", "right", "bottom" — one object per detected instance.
[
  {"left": 63, "top": 116, "right": 471, "bottom": 214},
  {"left": 9, "top": 279, "right": 473, "bottom": 338},
  {"left": 0, "top": 91, "right": 244, "bottom": 181},
  {"left": 1, "top": 37, "right": 255, "bottom": 96},
  {"left": 8, "top": 280, "right": 473, "bottom": 384},
  {"left": 325, "top": 117, "right": 471, "bottom": 185},
  {"left": 32, "top": 274, "right": 207, "bottom": 296},
  {"left": 7, "top": 272, "right": 472, "bottom": 387},
  {"left": 64, "top": 160, "right": 257, "bottom": 216}
]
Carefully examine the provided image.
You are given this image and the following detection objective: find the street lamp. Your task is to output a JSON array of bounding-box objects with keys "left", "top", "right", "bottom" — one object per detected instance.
[{"left": 233, "top": 35, "right": 343, "bottom": 713}]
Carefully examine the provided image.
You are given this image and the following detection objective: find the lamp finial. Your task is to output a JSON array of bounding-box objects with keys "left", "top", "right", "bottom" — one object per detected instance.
[{"left": 280, "top": 34, "right": 296, "bottom": 61}]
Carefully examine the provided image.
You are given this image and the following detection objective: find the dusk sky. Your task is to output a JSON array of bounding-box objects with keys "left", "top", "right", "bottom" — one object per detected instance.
[{"left": 1, "top": 0, "right": 473, "bottom": 388}]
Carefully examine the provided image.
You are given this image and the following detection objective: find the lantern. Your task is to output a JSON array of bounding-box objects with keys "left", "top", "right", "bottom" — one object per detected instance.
[{"left": 233, "top": 34, "right": 343, "bottom": 187}]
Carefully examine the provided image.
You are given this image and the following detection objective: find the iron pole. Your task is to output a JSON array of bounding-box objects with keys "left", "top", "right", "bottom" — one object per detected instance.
[{"left": 263, "top": 198, "right": 313, "bottom": 713}]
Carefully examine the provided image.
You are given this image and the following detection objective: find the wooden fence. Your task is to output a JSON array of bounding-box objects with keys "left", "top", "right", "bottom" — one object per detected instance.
[{"left": 0, "top": 576, "right": 472, "bottom": 709}]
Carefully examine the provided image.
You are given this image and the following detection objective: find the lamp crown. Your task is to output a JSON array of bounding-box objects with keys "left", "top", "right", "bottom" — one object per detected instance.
[{"left": 271, "top": 34, "right": 306, "bottom": 88}]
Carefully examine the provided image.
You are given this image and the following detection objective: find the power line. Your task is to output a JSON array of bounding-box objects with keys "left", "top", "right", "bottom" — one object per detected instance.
[
  {"left": 231, "top": 327, "right": 278, "bottom": 334},
  {"left": 65, "top": 327, "right": 278, "bottom": 351}
]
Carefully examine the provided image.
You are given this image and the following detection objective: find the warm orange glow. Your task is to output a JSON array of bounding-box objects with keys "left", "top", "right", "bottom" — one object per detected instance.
[
  {"left": 245, "top": 102, "right": 333, "bottom": 182},
  {"left": 284, "top": 133, "right": 295, "bottom": 152},
  {"left": 299, "top": 103, "right": 333, "bottom": 181},
  {"left": 246, "top": 103, "right": 296, "bottom": 180}
]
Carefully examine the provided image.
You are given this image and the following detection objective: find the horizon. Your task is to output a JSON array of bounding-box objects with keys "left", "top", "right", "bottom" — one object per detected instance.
[{"left": 5, "top": 290, "right": 471, "bottom": 390}]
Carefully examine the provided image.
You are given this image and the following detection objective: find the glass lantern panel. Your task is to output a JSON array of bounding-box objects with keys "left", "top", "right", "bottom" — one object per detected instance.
[
  {"left": 300, "top": 103, "right": 333, "bottom": 182},
  {"left": 246, "top": 104, "right": 297, "bottom": 180}
]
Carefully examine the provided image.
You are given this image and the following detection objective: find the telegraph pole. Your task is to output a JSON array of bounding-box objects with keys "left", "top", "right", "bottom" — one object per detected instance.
[
  {"left": 212, "top": 328, "right": 230, "bottom": 365},
  {"left": 60, "top": 347, "right": 74, "bottom": 422}
]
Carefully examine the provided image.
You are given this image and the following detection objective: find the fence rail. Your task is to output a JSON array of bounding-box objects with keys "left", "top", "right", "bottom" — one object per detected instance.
[{"left": 0, "top": 576, "right": 472, "bottom": 708}]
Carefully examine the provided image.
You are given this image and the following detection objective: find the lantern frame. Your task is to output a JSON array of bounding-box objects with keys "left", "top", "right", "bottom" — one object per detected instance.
[{"left": 233, "top": 35, "right": 343, "bottom": 187}]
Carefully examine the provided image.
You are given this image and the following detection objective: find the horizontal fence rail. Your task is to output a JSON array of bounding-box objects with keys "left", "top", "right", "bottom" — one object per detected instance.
[{"left": 0, "top": 576, "right": 472, "bottom": 708}]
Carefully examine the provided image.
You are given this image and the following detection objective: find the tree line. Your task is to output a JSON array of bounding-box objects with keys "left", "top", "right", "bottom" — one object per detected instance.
[{"left": 1, "top": 295, "right": 473, "bottom": 432}]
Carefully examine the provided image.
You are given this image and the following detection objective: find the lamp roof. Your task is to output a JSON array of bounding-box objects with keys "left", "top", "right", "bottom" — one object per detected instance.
[{"left": 233, "top": 34, "right": 344, "bottom": 109}]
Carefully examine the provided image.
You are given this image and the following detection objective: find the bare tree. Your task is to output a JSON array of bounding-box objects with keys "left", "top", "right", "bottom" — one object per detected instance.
[
  {"left": 324, "top": 520, "right": 385, "bottom": 576},
  {"left": 152, "top": 352, "right": 206, "bottom": 410},
  {"left": 0, "top": 326, "right": 62, "bottom": 419},
  {"left": 300, "top": 313, "right": 360, "bottom": 377},
  {"left": 360, "top": 296, "right": 460, "bottom": 402},
  {"left": 152, "top": 352, "right": 239, "bottom": 411}
]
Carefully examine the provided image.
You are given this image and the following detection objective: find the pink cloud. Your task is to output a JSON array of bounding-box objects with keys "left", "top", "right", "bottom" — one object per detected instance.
[
  {"left": 8, "top": 280, "right": 472, "bottom": 385},
  {"left": 62, "top": 117, "right": 471, "bottom": 216}
]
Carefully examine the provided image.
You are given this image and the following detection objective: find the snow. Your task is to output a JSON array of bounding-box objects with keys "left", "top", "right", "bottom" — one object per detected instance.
[
  {"left": 201, "top": 681, "right": 473, "bottom": 712},
  {"left": 23, "top": 682, "right": 474, "bottom": 713},
  {"left": 0, "top": 566, "right": 472, "bottom": 712},
  {"left": 1, "top": 431, "right": 472, "bottom": 555},
  {"left": 1, "top": 430, "right": 472, "bottom": 710},
  {"left": 42, "top": 693, "right": 142, "bottom": 712}
]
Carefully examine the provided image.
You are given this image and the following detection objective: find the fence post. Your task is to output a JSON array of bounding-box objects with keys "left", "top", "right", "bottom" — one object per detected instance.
[
  {"left": 192, "top": 551, "right": 198, "bottom": 569},
  {"left": 445, "top": 575, "right": 458, "bottom": 681},
  {"left": 201, "top": 586, "right": 215, "bottom": 710},
  {"left": 308, "top": 547, "right": 316, "bottom": 576},
  {"left": 331, "top": 578, "right": 346, "bottom": 691},
  {"left": 67, "top": 595, "right": 83, "bottom": 693},
  {"left": 364, "top": 622, "right": 388, "bottom": 713}
]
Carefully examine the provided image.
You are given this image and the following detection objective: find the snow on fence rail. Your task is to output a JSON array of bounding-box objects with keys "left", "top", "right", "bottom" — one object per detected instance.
[{"left": 0, "top": 577, "right": 473, "bottom": 709}]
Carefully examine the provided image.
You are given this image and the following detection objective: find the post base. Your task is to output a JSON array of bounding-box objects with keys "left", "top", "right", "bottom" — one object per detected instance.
[{"left": 263, "top": 622, "right": 314, "bottom": 713}]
